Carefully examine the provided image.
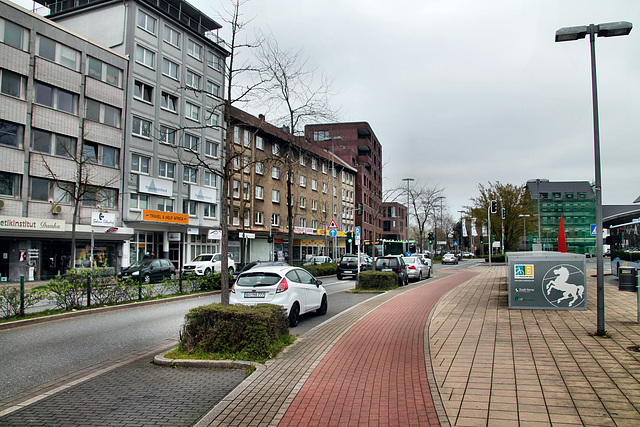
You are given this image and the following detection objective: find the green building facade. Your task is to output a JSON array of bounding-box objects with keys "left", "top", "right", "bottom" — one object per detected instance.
[{"left": 526, "top": 180, "right": 596, "bottom": 255}]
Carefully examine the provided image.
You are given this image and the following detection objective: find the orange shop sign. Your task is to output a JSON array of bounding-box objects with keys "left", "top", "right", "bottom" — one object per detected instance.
[{"left": 142, "top": 209, "right": 189, "bottom": 224}]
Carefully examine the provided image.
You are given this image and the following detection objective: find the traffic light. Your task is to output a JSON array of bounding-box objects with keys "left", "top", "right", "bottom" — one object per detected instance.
[
  {"left": 356, "top": 203, "right": 363, "bottom": 215},
  {"left": 501, "top": 207, "right": 506, "bottom": 220},
  {"left": 267, "top": 235, "right": 274, "bottom": 243},
  {"left": 490, "top": 200, "right": 497, "bottom": 214},
  {"left": 347, "top": 231, "right": 353, "bottom": 244},
  {"left": 428, "top": 232, "right": 434, "bottom": 245},
  {"left": 480, "top": 236, "right": 484, "bottom": 244}
]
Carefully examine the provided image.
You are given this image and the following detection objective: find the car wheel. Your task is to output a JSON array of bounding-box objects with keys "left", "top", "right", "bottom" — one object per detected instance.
[
  {"left": 427, "top": 268, "right": 431, "bottom": 279},
  {"left": 337, "top": 274, "right": 343, "bottom": 280},
  {"left": 316, "top": 295, "right": 328, "bottom": 316},
  {"left": 143, "top": 274, "right": 151, "bottom": 283},
  {"left": 289, "top": 302, "right": 300, "bottom": 327},
  {"left": 204, "top": 267, "right": 211, "bottom": 275},
  {"left": 404, "top": 274, "right": 409, "bottom": 286},
  {"left": 418, "top": 271, "right": 422, "bottom": 282}
]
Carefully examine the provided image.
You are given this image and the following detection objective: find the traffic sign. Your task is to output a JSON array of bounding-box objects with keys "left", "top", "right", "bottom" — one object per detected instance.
[
  {"left": 354, "top": 226, "right": 361, "bottom": 236},
  {"left": 329, "top": 229, "right": 338, "bottom": 237},
  {"left": 328, "top": 218, "right": 338, "bottom": 229},
  {"left": 590, "top": 224, "right": 597, "bottom": 236}
]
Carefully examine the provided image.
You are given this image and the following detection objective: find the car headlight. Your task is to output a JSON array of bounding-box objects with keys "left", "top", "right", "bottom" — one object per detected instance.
[{"left": 132, "top": 271, "right": 139, "bottom": 276}]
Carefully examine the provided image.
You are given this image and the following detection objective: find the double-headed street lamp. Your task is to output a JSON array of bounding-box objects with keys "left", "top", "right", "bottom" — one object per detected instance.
[
  {"left": 519, "top": 214, "right": 531, "bottom": 251},
  {"left": 402, "top": 177, "right": 414, "bottom": 253},
  {"left": 555, "top": 21, "right": 632, "bottom": 336}
]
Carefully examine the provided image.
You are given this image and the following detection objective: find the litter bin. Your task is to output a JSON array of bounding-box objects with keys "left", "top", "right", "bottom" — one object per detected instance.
[{"left": 618, "top": 267, "right": 637, "bottom": 292}]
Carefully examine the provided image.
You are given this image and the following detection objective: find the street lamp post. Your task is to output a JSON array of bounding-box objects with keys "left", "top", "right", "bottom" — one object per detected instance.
[
  {"left": 402, "top": 178, "right": 414, "bottom": 254},
  {"left": 519, "top": 214, "right": 531, "bottom": 251},
  {"left": 556, "top": 21, "right": 632, "bottom": 336}
]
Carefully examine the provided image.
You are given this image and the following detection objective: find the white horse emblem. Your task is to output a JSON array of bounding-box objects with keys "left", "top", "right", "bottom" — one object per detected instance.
[{"left": 544, "top": 265, "right": 585, "bottom": 307}]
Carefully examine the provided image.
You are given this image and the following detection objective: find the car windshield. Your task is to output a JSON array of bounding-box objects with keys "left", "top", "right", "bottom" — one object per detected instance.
[
  {"left": 192, "top": 254, "right": 213, "bottom": 262},
  {"left": 375, "top": 258, "right": 398, "bottom": 268},
  {"left": 130, "top": 260, "right": 153, "bottom": 268},
  {"left": 236, "top": 272, "right": 282, "bottom": 287},
  {"left": 342, "top": 256, "right": 358, "bottom": 262},
  {"left": 402, "top": 257, "right": 417, "bottom": 264}
]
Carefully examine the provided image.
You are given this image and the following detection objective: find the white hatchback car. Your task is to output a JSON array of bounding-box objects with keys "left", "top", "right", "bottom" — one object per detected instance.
[{"left": 230, "top": 265, "right": 328, "bottom": 327}]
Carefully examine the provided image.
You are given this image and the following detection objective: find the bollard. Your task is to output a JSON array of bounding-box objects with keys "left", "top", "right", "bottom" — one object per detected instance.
[
  {"left": 179, "top": 272, "right": 183, "bottom": 294},
  {"left": 86, "top": 275, "right": 91, "bottom": 308},
  {"left": 20, "top": 276, "right": 25, "bottom": 317},
  {"left": 138, "top": 274, "right": 143, "bottom": 300}
]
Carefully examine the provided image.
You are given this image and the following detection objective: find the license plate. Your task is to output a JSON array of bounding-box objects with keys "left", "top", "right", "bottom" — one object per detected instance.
[
  {"left": 382, "top": 268, "right": 392, "bottom": 272},
  {"left": 344, "top": 270, "right": 353, "bottom": 274},
  {"left": 244, "top": 292, "right": 265, "bottom": 298}
]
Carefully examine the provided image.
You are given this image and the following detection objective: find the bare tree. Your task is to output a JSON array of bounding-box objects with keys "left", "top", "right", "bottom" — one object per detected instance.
[
  {"left": 255, "top": 37, "right": 336, "bottom": 264},
  {"left": 410, "top": 184, "right": 445, "bottom": 251}
]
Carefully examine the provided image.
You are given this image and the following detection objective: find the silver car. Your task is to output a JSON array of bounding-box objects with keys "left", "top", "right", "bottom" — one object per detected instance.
[{"left": 402, "top": 256, "right": 431, "bottom": 281}]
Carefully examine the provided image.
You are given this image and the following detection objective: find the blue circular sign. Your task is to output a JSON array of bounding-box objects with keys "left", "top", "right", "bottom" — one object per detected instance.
[
  {"left": 329, "top": 229, "right": 338, "bottom": 237},
  {"left": 406, "top": 251, "right": 412, "bottom": 257}
]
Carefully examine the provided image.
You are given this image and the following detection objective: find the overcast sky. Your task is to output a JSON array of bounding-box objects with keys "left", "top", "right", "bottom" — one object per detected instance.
[{"left": 18, "top": 0, "right": 640, "bottom": 217}]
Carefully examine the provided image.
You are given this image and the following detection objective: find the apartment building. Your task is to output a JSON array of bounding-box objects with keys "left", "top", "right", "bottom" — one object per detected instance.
[
  {"left": 305, "top": 122, "right": 383, "bottom": 243},
  {"left": 35, "top": 0, "right": 229, "bottom": 267},
  {"left": 230, "top": 107, "right": 357, "bottom": 262},
  {"left": 0, "top": 0, "right": 130, "bottom": 281},
  {"left": 380, "top": 202, "right": 407, "bottom": 242}
]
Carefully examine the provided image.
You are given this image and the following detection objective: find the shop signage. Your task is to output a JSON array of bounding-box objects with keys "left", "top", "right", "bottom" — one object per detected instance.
[
  {"left": 142, "top": 209, "right": 188, "bottom": 224},
  {"left": 187, "top": 228, "right": 199, "bottom": 235},
  {"left": 208, "top": 229, "right": 222, "bottom": 240},
  {"left": 91, "top": 212, "right": 116, "bottom": 227},
  {"left": 0, "top": 216, "right": 65, "bottom": 231},
  {"left": 294, "top": 227, "right": 315, "bottom": 235},
  {"left": 138, "top": 176, "right": 173, "bottom": 196},
  {"left": 240, "top": 232, "right": 255, "bottom": 239},
  {"left": 189, "top": 185, "right": 217, "bottom": 203},
  {"left": 168, "top": 233, "right": 181, "bottom": 241}
]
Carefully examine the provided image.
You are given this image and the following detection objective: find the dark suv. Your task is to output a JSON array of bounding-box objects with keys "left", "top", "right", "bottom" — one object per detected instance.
[
  {"left": 337, "top": 254, "right": 372, "bottom": 279},
  {"left": 118, "top": 259, "right": 176, "bottom": 283},
  {"left": 374, "top": 255, "right": 409, "bottom": 286}
]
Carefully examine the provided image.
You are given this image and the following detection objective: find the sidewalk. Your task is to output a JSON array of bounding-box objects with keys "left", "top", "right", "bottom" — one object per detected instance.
[{"left": 199, "top": 265, "right": 640, "bottom": 426}]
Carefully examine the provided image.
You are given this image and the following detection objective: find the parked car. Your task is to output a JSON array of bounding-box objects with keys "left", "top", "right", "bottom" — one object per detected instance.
[
  {"left": 118, "top": 259, "right": 176, "bottom": 283},
  {"left": 230, "top": 265, "right": 328, "bottom": 327},
  {"left": 182, "top": 253, "right": 235, "bottom": 275},
  {"left": 303, "top": 256, "right": 333, "bottom": 266},
  {"left": 232, "top": 261, "right": 289, "bottom": 281},
  {"left": 412, "top": 253, "right": 433, "bottom": 274},
  {"left": 337, "top": 254, "right": 372, "bottom": 279},
  {"left": 402, "top": 256, "right": 431, "bottom": 281},
  {"left": 442, "top": 253, "right": 458, "bottom": 265},
  {"left": 374, "top": 255, "right": 409, "bottom": 286}
]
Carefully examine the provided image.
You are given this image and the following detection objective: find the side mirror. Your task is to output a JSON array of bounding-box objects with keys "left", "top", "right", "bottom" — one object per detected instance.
[{"left": 315, "top": 280, "right": 323, "bottom": 286}]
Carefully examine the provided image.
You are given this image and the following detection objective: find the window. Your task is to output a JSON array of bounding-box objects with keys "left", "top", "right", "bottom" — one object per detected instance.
[
  {"left": 243, "top": 131, "right": 250, "bottom": 147},
  {"left": 300, "top": 155, "right": 306, "bottom": 166},
  {"left": 311, "top": 179, "right": 317, "bottom": 191},
  {"left": 85, "top": 99, "right": 121, "bottom": 127},
  {"left": 160, "top": 91, "right": 178, "bottom": 113},
  {"left": 272, "top": 189, "right": 280, "bottom": 203},
  {"left": 231, "top": 180, "right": 240, "bottom": 198},
  {"left": 271, "top": 214, "right": 280, "bottom": 227},
  {"left": 30, "top": 177, "right": 50, "bottom": 201},
  {"left": 313, "top": 130, "right": 330, "bottom": 141},
  {"left": 204, "top": 171, "right": 216, "bottom": 187},
  {"left": 82, "top": 141, "right": 98, "bottom": 163},
  {"left": 312, "top": 220, "right": 318, "bottom": 229},
  {"left": 0, "top": 119, "right": 23, "bottom": 148},
  {"left": 137, "top": 9, "right": 156, "bottom": 34},
  {"left": 184, "top": 166, "right": 197, "bottom": 183},
  {"left": 162, "top": 57, "right": 179, "bottom": 79},
  {"left": 157, "top": 197, "right": 173, "bottom": 212},
  {"left": 135, "top": 45, "right": 155, "bottom": 69},
  {"left": 1, "top": 19, "right": 28, "bottom": 51},
  {"left": 185, "top": 102, "right": 200, "bottom": 121},
  {"left": 272, "top": 143, "right": 280, "bottom": 155},
  {"left": 256, "top": 136, "right": 264, "bottom": 150},
  {"left": 31, "top": 129, "right": 77, "bottom": 158},
  {"left": 300, "top": 175, "right": 306, "bottom": 188},
  {"left": 131, "top": 154, "right": 150, "bottom": 174},
  {"left": 300, "top": 196, "right": 306, "bottom": 209},
  {"left": 312, "top": 199, "right": 318, "bottom": 211},
  {"left": 130, "top": 193, "right": 148, "bottom": 210},
  {"left": 255, "top": 186, "right": 264, "bottom": 200},
  {"left": 255, "top": 211, "right": 264, "bottom": 225},
  {"left": 322, "top": 183, "right": 328, "bottom": 194},
  {"left": 186, "top": 70, "right": 201, "bottom": 89},
  {"left": 187, "top": 39, "right": 202, "bottom": 60},
  {"left": 134, "top": 80, "right": 153, "bottom": 103},
  {"left": 183, "top": 134, "right": 198, "bottom": 150},
  {"left": 205, "top": 139, "right": 219, "bottom": 157},
  {"left": 81, "top": 186, "right": 117, "bottom": 208},
  {"left": 1, "top": 69, "right": 25, "bottom": 98},
  {"left": 255, "top": 162, "right": 264, "bottom": 175},
  {"left": 102, "top": 145, "right": 118, "bottom": 167},
  {"left": 322, "top": 202, "right": 326, "bottom": 213},
  {"left": 0, "top": 172, "right": 21, "bottom": 197},
  {"left": 243, "top": 181, "right": 250, "bottom": 200},
  {"left": 206, "top": 51, "right": 221, "bottom": 70},
  {"left": 206, "top": 110, "right": 219, "bottom": 127},
  {"left": 163, "top": 25, "right": 180, "bottom": 47},
  {"left": 183, "top": 200, "right": 197, "bottom": 216},
  {"left": 38, "top": 36, "right": 79, "bottom": 71},
  {"left": 206, "top": 80, "right": 220, "bottom": 97},
  {"left": 322, "top": 163, "right": 327, "bottom": 174},
  {"left": 204, "top": 203, "right": 216, "bottom": 218},
  {"left": 132, "top": 116, "right": 152, "bottom": 138},
  {"left": 312, "top": 158, "right": 317, "bottom": 170},
  {"left": 233, "top": 127, "right": 240, "bottom": 144},
  {"left": 272, "top": 167, "right": 280, "bottom": 179},
  {"left": 159, "top": 126, "right": 176, "bottom": 145},
  {"left": 87, "top": 57, "right": 122, "bottom": 87},
  {"left": 300, "top": 217, "right": 306, "bottom": 227},
  {"left": 159, "top": 160, "right": 175, "bottom": 179},
  {"left": 35, "top": 82, "right": 77, "bottom": 114}
]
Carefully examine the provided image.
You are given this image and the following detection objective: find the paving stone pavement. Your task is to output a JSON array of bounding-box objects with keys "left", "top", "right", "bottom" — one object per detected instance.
[{"left": 429, "top": 265, "right": 640, "bottom": 426}]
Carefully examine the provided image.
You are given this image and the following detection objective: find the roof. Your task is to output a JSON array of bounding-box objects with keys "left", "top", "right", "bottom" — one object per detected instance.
[{"left": 526, "top": 180, "right": 595, "bottom": 199}]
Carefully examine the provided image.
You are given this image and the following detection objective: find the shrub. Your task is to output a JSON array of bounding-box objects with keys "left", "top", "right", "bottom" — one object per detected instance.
[
  {"left": 0, "top": 286, "right": 47, "bottom": 318},
  {"left": 302, "top": 263, "right": 336, "bottom": 277},
  {"left": 356, "top": 271, "right": 398, "bottom": 291},
  {"left": 46, "top": 268, "right": 91, "bottom": 310},
  {"left": 180, "top": 303, "right": 291, "bottom": 361}
]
